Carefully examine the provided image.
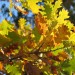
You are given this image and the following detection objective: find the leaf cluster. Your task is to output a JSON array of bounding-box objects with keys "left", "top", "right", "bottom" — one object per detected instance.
[{"left": 0, "top": 0, "right": 75, "bottom": 75}]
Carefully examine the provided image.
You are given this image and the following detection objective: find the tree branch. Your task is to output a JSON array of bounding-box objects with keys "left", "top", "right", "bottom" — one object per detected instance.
[{"left": 26, "top": 46, "right": 66, "bottom": 54}]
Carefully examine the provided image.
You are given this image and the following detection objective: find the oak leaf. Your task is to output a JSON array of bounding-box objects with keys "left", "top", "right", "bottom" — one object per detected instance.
[
  {"left": 0, "top": 62, "right": 3, "bottom": 70},
  {"left": 53, "top": 25, "right": 70, "bottom": 44},
  {"left": 35, "top": 13, "right": 48, "bottom": 35},
  {"left": 25, "top": 62, "right": 41, "bottom": 75}
]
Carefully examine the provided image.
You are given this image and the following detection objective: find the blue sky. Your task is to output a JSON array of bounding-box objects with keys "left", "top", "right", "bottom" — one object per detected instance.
[
  {"left": 0, "top": 1, "right": 35, "bottom": 28},
  {"left": 0, "top": 1, "right": 12, "bottom": 21},
  {"left": 0, "top": 0, "right": 44, "bottom": 29},
  {"left": 0, "top": 1, "right": 10, "bottom": 22}
]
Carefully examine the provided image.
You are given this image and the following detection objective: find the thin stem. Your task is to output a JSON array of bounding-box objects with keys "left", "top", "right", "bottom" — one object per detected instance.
[{"left": 26, "top": 46, "right": 66, "bottom": 54}]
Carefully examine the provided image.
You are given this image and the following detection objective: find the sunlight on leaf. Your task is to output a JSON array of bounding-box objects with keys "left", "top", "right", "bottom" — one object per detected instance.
[{"left": 0, "top": 62, "right": 3, "bottom": 71}]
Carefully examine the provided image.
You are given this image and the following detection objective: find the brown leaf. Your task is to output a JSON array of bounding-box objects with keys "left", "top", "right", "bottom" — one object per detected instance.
[
  {"left": 25, "top": 40, "right": 36, "bottom": 48},
  {"left": 0, "top": 52, "right": 8, "bottom": 62},
  {"left": 25, "top": 62, "right": 41, "bottom": 75},
  {"left": 51, "top": 66, "right": 58, "bottom": 74},
  {"left": 53, "top": 25, "right": 70, "bottom": 44}
]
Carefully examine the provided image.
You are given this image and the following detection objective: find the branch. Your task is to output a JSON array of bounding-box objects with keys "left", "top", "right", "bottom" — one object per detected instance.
[
  {"left": 26, "top": 46, "right": 65, "bottom": 54},
  {"left": 33, "top": 42, "right": 45, "bottom": 55},
  {"left": 0, "top": 46, "right": 70, "bottom": 62},
  {"left": 12, "top": 3, "right": 28, "bottom": 15},
  {"left": 26, "top": 46, "right": 71, "bottom": 55}
]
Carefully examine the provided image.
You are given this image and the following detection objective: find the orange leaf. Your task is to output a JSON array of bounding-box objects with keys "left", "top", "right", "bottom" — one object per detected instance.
[
  {"left": 53, "top": 25, "right": 70, "bottom": 44},
  {"left": 25, "top": 40, "right": 36, "bottom": 48},
  {"left": 35, "top": 13, "right": 48, "bottom": 35},
  {"left": 0, "top": 62, "right": 3, "bottom": 70}
]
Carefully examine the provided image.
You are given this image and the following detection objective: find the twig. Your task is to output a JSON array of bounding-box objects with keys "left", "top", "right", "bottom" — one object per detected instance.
[
  {"left": 26, "top": 46, "right": 65, "bottom": 54},
  {"left": 12, "top": 2, "right": 28, "bottom": 15},
  {"left": 0, "top": 46, "right": 70, "bottom": 62},
  {"left": 33, "top": 42, "right": 45, "bottom": 55},
  {"left": 26, "top": 46, "right": 71, "bottom": 54}
]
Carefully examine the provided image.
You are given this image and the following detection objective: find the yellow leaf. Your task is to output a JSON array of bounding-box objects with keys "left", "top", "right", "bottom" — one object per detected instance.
[
  {"left": 57, "top": 9, "right": 69, "bottom": 24},
  {"left": 27, "top": 0, "right": 40, "bottom": 14},
  {"left": 69, "top": 33, "right": 75, "bottom": 42},
  {"left": 18, "top": 18, "right": 26, "bottom": 29},
  {"left": 53, "top": 0, "right": 62, "bottom": 13}
]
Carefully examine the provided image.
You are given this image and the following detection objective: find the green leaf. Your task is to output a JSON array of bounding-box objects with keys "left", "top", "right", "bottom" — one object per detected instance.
[
  {"left": 69, "top": 58, "right": 75, "bottom": 71},
  {"left": 6, "top": 31, "right": 21, "bottom": 43},
  {"left": 32, "top": 27, "right": 41, "bottom": 42},
  {"left": 61, "top": 58, "right": 75, "bottom": 75},
  {"left": 0, "top": 34, "right": 11, "bottom": 47},
  {"left": 6, "top": 31, "right": 27, "bottom": 44},
  {"left": 5, "top": 64, "right": 21, "bottom": 75},
  {"left": 52, "top": 43, "right": 64, "bottom": 55},
  {"left": 43, "top": 2, "right": 53, "bottom": 19}
]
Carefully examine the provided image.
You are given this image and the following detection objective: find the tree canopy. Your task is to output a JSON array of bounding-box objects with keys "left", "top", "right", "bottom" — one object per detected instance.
[{"left": 0, "top": 0, "right": 75, "bottom": 75}]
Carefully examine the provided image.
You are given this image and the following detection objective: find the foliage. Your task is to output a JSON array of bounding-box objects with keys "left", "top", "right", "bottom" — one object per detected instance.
[
  {"left": 62, "top": 0, "right": 75, "bottom": 25},
  {"left": 0, "top": 0, "right": 75, "bottom": 75}
]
